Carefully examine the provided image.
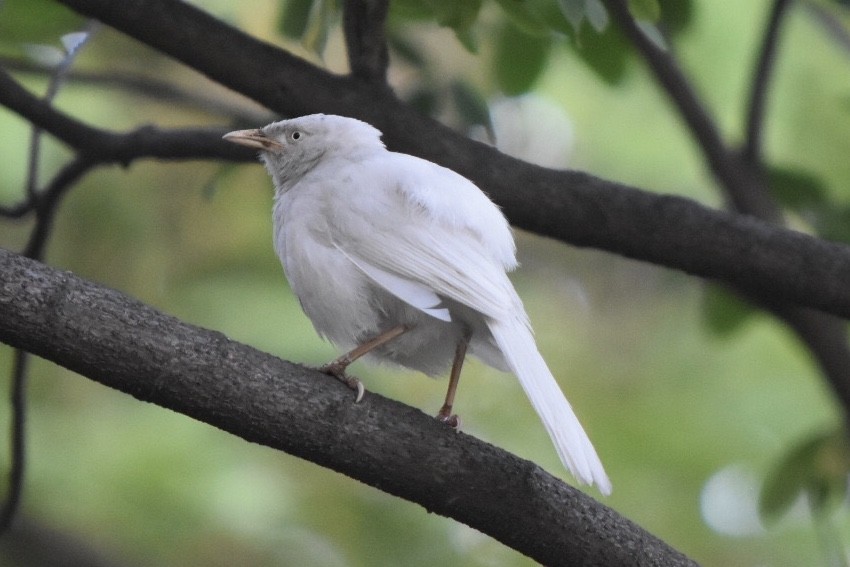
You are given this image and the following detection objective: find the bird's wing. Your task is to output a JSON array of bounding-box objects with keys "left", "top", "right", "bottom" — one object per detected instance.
[
  {"left": 329, "top": 152, "right": 524, "bottom": 323},
  {"left": 334, "top": 245, "right": 451, "bottom": 322}
]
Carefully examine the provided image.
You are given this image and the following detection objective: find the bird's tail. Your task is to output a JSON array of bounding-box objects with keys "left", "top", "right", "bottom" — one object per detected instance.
[{"left": 488, "top": 317, "right": 611, "bottom": 495}]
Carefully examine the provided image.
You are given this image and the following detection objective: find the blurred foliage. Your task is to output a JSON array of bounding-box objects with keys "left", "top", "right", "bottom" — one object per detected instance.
[
  {"left": 494, "top": 22, "right": 552, "bottom": 95},
  {"left": 1, "top": 0, "right": 850, "bottom": 566},
  {"left": 700, "top": 285, "right": 760, "bottom": 338},
  {"left": 0, "top": 0, "right": 82, "bottom": 47},
  {"left": 760, "top": 428, "right": 850, "bottom": 522}
]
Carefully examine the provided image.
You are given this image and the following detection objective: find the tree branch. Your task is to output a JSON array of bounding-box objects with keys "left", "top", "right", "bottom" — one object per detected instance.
[
  {"left": 0, "top": 247, "right": 698, "bottom": 566},
  {"left": 0, "top": 56, "right": 273, "bottom": 125},
  {"left": 743, "top": 0, "right": 793, "bottom": 165},
  {"left": 342, "top": 0, "right": 390, "bottom": 83},
  {"left": 0, "top": 66, "right": 251, "bottom": 168},
  {"left": 3, "top": 1, "right": 848, "bottom": 322},
  {"left": 0, "top": 351, "right": 28, "bottom": 534},
  {"left": 604, "top": 0, "right": 782, "bottom": 222},
  {"left": 0, "top": 515, "right": 139, "bottom": 567}
]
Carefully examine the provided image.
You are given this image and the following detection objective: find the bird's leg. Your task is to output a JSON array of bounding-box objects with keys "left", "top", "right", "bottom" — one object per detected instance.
[
  {"left": 320, "top": 324, "right": 408, "bottom": 403},
  {"left": 437, "top": 331, "right": 471, "bottom": 429}
]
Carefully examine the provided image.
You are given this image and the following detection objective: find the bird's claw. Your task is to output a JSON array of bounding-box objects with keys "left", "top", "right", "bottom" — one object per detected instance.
[
  {"left": 352, "top": 380, "right": 365, "bottom": 403},
  {"left": 319, "top": 363, "right": 366, "bottom": 403},
  {"left": 437, "top": 412, "right": 461, "bottom": 430}
]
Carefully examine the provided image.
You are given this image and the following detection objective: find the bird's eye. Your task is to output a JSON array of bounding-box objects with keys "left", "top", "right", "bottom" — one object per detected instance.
[{"left": 291, "top": 131, "right": 302, "bottom": 141}]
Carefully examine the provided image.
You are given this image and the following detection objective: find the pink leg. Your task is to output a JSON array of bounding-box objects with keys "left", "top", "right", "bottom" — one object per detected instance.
[
  {"left": 437, "top": 333, "right": 470, "bottom": 428},
  {"left": 320, "top": 325, "right": 408, "bottom": 402}
]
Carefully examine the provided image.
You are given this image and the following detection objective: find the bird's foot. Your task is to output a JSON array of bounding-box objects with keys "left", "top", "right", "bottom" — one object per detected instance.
[
  {"left": 319, "top": 362, "right": 366, "bottom": 403},
  {"left": 436, "top": 407, "right": 461, "bottom": 430}
]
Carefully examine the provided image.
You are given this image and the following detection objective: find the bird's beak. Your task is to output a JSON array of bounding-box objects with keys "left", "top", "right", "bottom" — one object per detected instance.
[{"left": 222, "top": 129, "right": 283, "bottom": 150}]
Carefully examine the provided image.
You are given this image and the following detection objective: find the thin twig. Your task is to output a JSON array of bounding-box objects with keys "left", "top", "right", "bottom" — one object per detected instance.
[
  {"left": 604, "top": 0, "right": 782, "bottom": 222},
  {"left": 25, "top": 21, "right": 99, "bottom": 199},
  {"left": 0, "top": 56, "right": 272, "bottom": 125},
  {"left": 0, "top": 351, "right": 28, "bottom": 534},
  {"left": 804, "top": 2, "right": 850, "bottom": 56},
  {"left": 24, "top": 158, "right": 95, "bottom": 260},
  {"left": 743, "top": 0, "right": 793, "bottom": 165}
]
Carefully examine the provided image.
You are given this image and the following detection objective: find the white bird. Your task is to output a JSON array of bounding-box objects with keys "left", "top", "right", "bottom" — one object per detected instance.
[{"left": 223, "top": 114, "right": 611, "bottom": 494}]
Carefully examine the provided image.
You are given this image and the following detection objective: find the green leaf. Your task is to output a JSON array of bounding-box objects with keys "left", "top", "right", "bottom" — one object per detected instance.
[
  {"left": 557, "top": 0, "right": 609, "bottom": 33},
  {"left": 301, "top": 0, "right": 337, "bottom": 55},
  {"left": 629, "top": 0, "right": 661, "bottom": 22},
  {"left": 406, "top": 88, "right": 439, "bottom": 116},
  {"left": 425, "top": 0, "right": 482, "bottom": 33},
  {"left": 767, "top": 165, "right": 828, "bottom": 211},
  {"left": 812, "top": 205, "right": 850, "bottom": 244},
  {"left": 451, "top": 81, "right": 491, "bottom": 131},
  {"left": 558, "top": 0, "right": 585, "bottom": 32},
  {"left": 494, "top": 23, "right": 552, "bottom": 95},
  {"left": 657, "top": 0, "right": 694, "bottom": 35},
  {"left": 584, "top": 0, "right": 609, "bottom": 32},
  {"left": 492, "top": 0, "right": 551, "bottom": 37},
  {"left": 701, "top": 284, "right": 757, "bottom": 337},
  {"left": 388, "top": 0, "right": 434, "bottom": 20},
  {"left": 453, "top": 25, "right": 479, "bottom": 53},
  {"left": 0, "top": 0, "right": 83, "bottom": 45},
  {"left": 278, "top": 0, "right": 314, "bottom": 39},
  {"left": 387, "top": 34, "right": 427, "bottom": 67},
  {"left": 573, "top": 19, "right": 630, "bottom": 84},
  {"left": 759, "top": 429, "right": 850, "bottom": 522}
]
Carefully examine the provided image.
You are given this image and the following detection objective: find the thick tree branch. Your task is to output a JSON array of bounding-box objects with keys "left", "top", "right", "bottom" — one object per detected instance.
[
  {"left": 6, "top": 0, "right": 850, "bottom": 322},
  {"left": 342, "top": 0, "right": 390, "bottom": 83},
  {"left": 0, "top": 247, "right": 697, "bottom": 566}
]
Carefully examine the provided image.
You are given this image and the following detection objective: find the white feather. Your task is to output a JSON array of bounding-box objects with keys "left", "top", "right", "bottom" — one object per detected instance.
[
  {"left": 335, "top": 245, "right": 452, "bottom": 322},
  {"left": 489, "top": 318, "right": 612, "bottom": 494}
]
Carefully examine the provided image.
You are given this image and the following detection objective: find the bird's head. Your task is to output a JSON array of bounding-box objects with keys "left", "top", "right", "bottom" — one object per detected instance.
[{"left": 223, "top": 114, "right": 385, "bottom": 190}]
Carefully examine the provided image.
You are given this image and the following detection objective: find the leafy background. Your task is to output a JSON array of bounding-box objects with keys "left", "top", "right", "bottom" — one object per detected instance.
[{"left": 1, "top": 0, "right": 849, "bottom": 565}]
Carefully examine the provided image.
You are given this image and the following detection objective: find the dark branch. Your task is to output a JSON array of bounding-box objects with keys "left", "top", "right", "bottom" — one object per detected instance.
[
  {"left": 743, "top": 0, "right": 793, "bottom": 165},
  {"left": 25, "top": 20, "right": 99, "bottom": 198},
  {"left": 804, "top": 2, "right": 850, "bottom": 56},
  {"left": 0, "top": 247, "right": 698, "bottom": 566},
  {"left": 0, "top": 351, "right": 28, "bottom": 534},
  {"left": 604, "top": 0, "right": 782, "bottom": 222},
  {"left": 0, "top": 515, "right": 140, "bottom": 567},
  {"left": 343, "top": 0, "right": 390, "bottom": 83},
  {"left": 0, "top": 56, "right": 272, "bottom": 125},
  {"left": 23, "top": 158, "right": 93, "bottom": 259},
  {"left": 0, "top": 66, "right": 252, "bottom": 167}
]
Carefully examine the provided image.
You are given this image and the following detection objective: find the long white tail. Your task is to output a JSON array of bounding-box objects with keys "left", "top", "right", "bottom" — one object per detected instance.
[{"left": 488, "top": 317, "right": 612, "bottom": 495}]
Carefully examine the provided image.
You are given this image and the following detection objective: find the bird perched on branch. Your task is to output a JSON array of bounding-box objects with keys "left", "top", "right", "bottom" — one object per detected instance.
[{"left": 223, "top": 114, "right": 611, "bottom": 494}]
